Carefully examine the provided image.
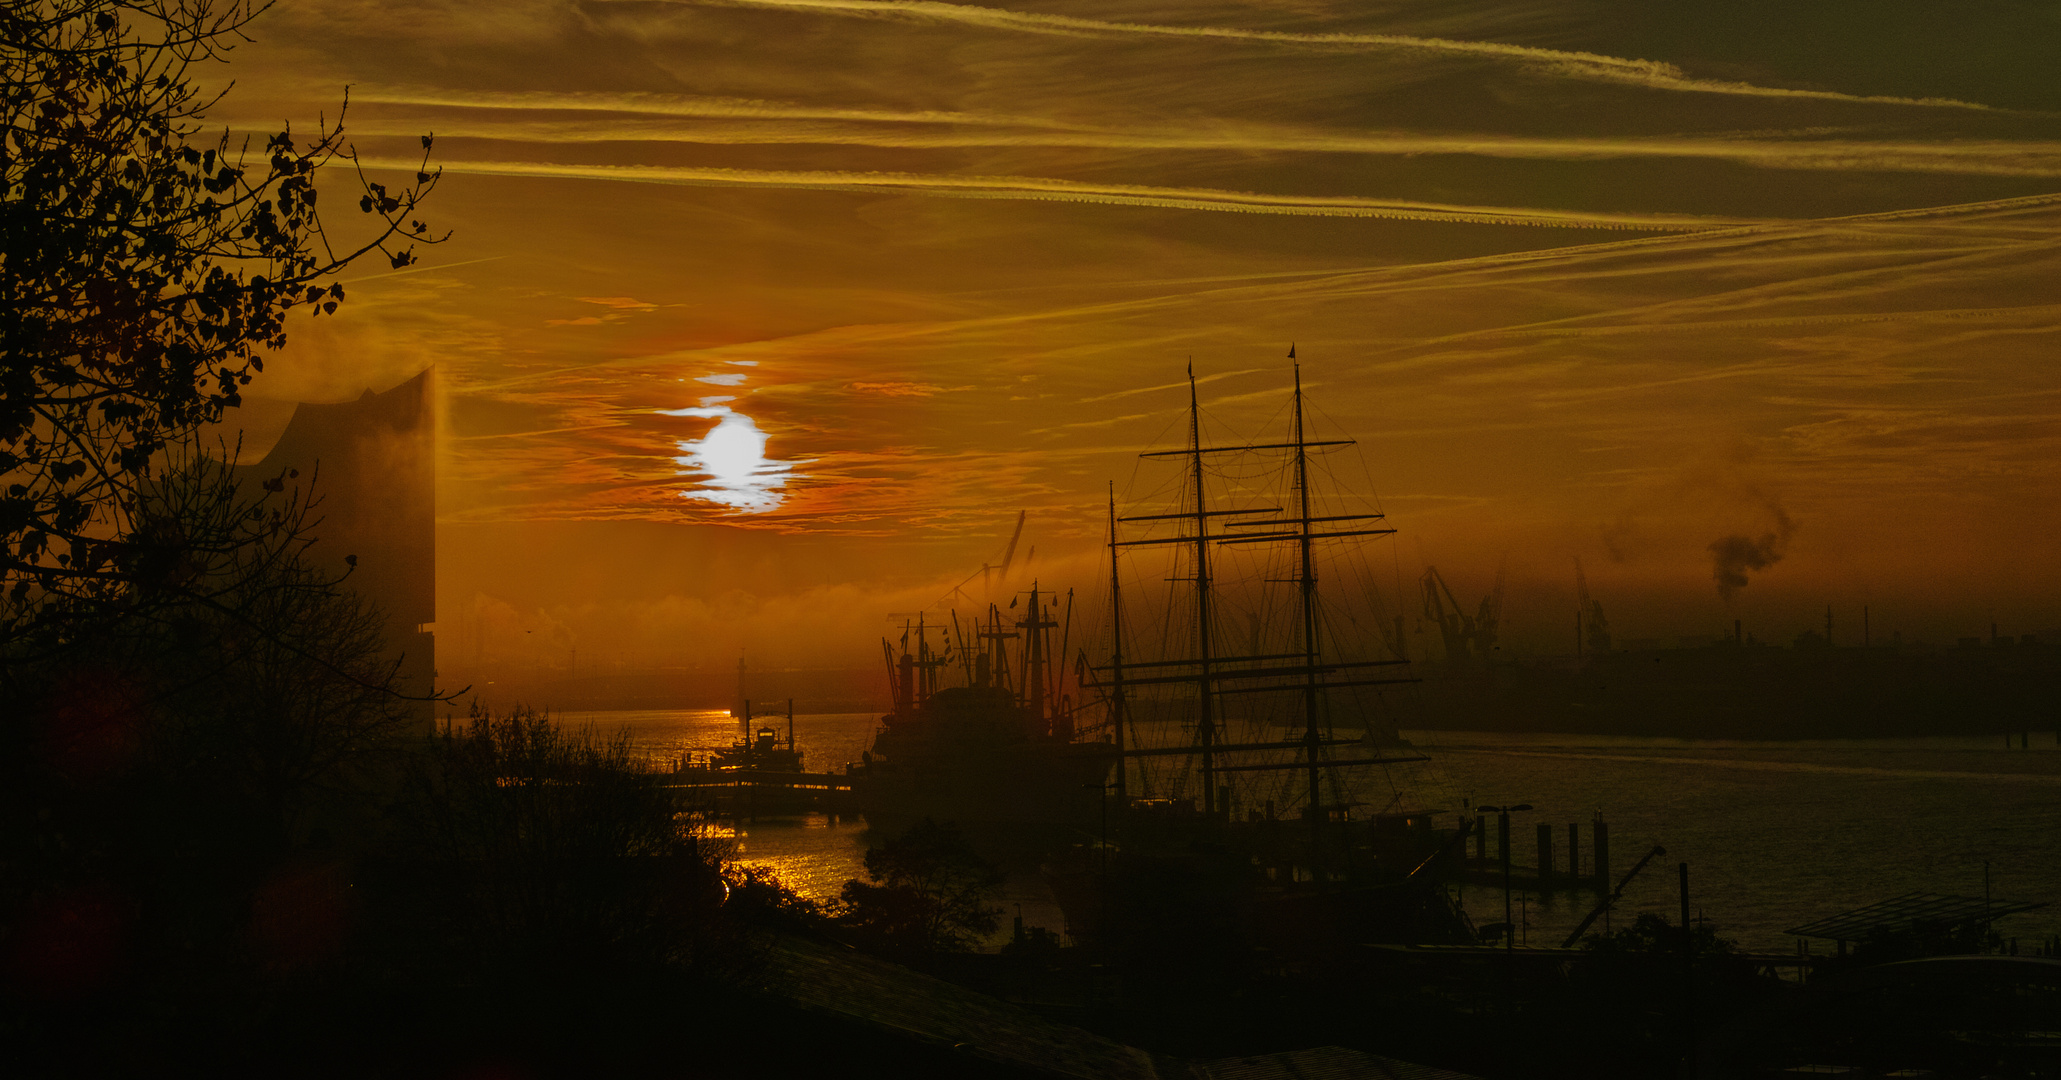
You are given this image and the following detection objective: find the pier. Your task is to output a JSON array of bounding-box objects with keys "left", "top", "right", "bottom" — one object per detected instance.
[
  {"left": 663, "top": 768, "right": 859, "bottom": 816},
  {"left": 1452, "top": 813, "right": 1613, "bottom": 894}
]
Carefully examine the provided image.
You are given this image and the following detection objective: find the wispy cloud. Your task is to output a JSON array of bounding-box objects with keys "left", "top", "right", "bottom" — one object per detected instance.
[
  {"left": 336, "top": 90, "right": 2061, "bottom": 177},
  {"left": 346, "top": 157, "right": 1751, "bottom": 229},
  {"left": 674, "top": 0, "right": 1998, "bottom": 110},
  {"left": 241, "top": 0, "right": 2061, "bottom": 632},
  {"left": 848, "top": 381, "right": 962, "bottom": 396}
]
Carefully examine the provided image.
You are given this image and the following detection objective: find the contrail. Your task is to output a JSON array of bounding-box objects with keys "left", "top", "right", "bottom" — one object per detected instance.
[
  {"left": 663, "top": 0, "right": 1997, "bottom": 111},
  {"left": 1172, "top": 192, "right": 2061, "bottom": 309},
  {"left": 347, "top": 87, "right": 1094, "bottom": 132},
  {"left": 334, "top": 91, "right": 2061, "bottom": 178},
  {"left": 342, "top": 157, "right": 1752, "bottom": 230},
  {"left": 337, "top": 254, "right": 507, "bottom": 285},
  {"left": 433, "top": 188, "right": 2061, "bottom": 401}
]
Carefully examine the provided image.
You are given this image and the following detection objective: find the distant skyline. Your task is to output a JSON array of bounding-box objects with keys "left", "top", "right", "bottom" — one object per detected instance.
[{"left": 214, "top": 1, "right": 2061, "bottom": 677}]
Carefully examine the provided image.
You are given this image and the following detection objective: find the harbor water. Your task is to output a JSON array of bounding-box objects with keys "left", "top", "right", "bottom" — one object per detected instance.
[
  {"left": 1416, "top": 729, "right": 2061, "bottom": 953},
  {"left": 559, "top": 709, "right": 2061, "bottom": 953}
]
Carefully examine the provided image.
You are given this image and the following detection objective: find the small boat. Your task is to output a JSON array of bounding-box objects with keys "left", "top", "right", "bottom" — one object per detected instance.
[
  {"left": 671, "top": 700, "right": 855, "bottom": 816},
  {"left": 714, "top": 700, "right": 803, "bottom": 772}
]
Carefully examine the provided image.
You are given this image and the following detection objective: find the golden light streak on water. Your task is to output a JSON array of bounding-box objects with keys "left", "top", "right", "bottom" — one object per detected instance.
[{"left": 558, "top": 708, "right": 1075, "bottom": 940}]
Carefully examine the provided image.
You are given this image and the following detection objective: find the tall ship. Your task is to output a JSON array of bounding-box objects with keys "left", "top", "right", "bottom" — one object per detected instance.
[
  {"left": 852, "top": 597, "right": 1118, "bottom": 835},
  {"left": 1036, "top": 362, "right": 1485, "bottom": 955},
  {"left": 1090, "top": 362, "right": 1437, "bottom": 858}
]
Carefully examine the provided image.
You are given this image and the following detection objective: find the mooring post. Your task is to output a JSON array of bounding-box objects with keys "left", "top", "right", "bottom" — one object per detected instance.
[
  {"left": 1567, "top": 822, "right": 1581, "bottom": 882},
  {"left": 1680, "top": 861, "right": 1696, "bottom": 1054},
  {"left": 1500, "top": 810, "right": 1513, "bottom": 956},
  {"left": 1537, "top": 823, "right": 1555, "bottom": 886},
  {"left": 1475, "top": 814, "right": 1487, "bottom": 861}
]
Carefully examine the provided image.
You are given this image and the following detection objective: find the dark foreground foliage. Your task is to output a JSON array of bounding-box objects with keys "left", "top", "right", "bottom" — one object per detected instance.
[
  {"left": 0, "top": 0, "right": 444, "bottom": 650},
  {"left": 397, "top": 705, "right": 733, "bottom": 978},
  {"left": 0, "top": 700, "right": 849, "bottom": 1077},
  {"left": 837, "top": 817, "right": 1005, "bottom": 955},
  {"left": 0, "top": 7, "right": 948, "bottom": 1073}
]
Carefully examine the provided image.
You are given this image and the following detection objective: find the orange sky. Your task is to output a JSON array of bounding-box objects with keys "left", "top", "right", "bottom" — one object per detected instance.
[{"left": 211, "top": 1, "right": 2061, "bottom": 681}]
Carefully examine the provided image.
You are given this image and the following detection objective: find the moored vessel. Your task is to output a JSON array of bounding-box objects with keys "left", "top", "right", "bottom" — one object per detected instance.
[
  {"left": 853, "top": 595, "right": 1117, "bottom": 836},
  {"left": 1050, "top": 359, "right": 1476, "bottom": 950}
]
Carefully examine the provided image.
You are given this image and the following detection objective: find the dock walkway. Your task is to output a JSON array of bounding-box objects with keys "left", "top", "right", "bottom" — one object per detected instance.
[{"left": 662, "top": 768, "right": 859, "bottom": 816}]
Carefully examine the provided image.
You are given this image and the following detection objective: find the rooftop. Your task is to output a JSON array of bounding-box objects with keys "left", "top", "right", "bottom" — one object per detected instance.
[{"left": 1786, "top": 891, "right": 2049, "bottom": 941}]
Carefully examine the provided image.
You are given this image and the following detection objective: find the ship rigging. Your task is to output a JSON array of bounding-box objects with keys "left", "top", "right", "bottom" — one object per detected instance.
[{"left": 1087, "top": 362, "right": 1431, "bottom": 861}]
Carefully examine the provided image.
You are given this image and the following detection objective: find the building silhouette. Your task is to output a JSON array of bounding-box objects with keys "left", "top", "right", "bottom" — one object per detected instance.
[{"left": 239, "top": 369, "right": 435, "bottom": 729}]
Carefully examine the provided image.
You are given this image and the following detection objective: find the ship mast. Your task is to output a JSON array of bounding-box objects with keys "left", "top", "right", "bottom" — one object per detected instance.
[
  {"left": 980, "top": 603, "right": 1018, "bottom": 693},
  {"left": 1185, "top": 368, "right": 1219, "bottom": 816},
  {"left": 1106, "top": 360, "right": 1425, "bottom": 837},
  {"left": 1211, "top": 354, "right": 1415, "bottom": 840},
  {"left": 1019, "top": 582, "right": 1058, "bottom": 732},
  {"left": 1107, "top": 484, "right": 1128, "bottom": 803},
  {"left": 1293, "top": 363, "right": 1325, "bottom": 850}
]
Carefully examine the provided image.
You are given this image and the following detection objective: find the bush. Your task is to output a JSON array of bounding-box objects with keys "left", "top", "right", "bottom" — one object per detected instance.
[
  {"left": 726, "top": 864, "right": 828, "bottom": 933},
  {"left": 402, "top": 704, "right": 729, "bottom": 976},
  {"left": 836, "top": 819, "right": 1003, "bottom": 954}
]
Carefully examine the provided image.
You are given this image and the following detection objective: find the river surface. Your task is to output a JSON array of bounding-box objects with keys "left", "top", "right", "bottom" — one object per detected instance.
[{"left": 560, "top": 709, "right": 2061, "bottom": 953}]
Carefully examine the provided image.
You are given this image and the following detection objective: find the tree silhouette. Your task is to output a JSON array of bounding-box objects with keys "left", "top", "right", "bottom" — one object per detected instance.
[
  {"left": 5, "top": 454, "right": 416, "bottom": 890},
  {"left": 838, "top": 819, "right": 1004, "bottom": 953},
  {"left": 0, "top": 0, "right": 444, "bottom": 647},
  {"left": 404, "top": 705, "right": 728, "bottom": 974}
]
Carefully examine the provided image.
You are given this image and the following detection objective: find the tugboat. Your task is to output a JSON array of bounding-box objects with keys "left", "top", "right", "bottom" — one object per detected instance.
[
  {"left": 671, "top": 700, "right": 849, "bottom": 817},
  {"left": 853, "top": 598, "right": 1117, "bottom": 836},
  {"left": 714, "top": 699, "right": 804, "bottom": 772}
]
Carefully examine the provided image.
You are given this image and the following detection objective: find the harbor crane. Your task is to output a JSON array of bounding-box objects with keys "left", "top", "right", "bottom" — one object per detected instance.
[
  {"left": 1475, "top": 554, "right": 1507, "bottom": 657},
  {"left": 1423, "top": 559, "right": 1506, "bottom": 666},
  {"left": 1422, "top": 566, "right": 1477, "bottom": 668}
]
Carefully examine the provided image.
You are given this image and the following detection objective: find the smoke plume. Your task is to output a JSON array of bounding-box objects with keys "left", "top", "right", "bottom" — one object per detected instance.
[{"left": 1708, "top": 509, "right": 1797, "bottom": 599}]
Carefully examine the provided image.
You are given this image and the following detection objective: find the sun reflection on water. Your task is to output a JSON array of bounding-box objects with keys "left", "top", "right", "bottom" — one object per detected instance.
[
  {"left": 561, "top": 708, "right": 878, "bottom": 904},
  {"left": 561, "top": 708, "right": 1076, "bottom": 938}
]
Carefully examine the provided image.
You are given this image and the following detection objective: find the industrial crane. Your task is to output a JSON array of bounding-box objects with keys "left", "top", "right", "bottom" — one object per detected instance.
[
  {"left": 1421, "top": 566, "right": 1477, "bottom": 668},
  {"left": 1475, "top": 554, "right": 1507, "bottom": 658}
]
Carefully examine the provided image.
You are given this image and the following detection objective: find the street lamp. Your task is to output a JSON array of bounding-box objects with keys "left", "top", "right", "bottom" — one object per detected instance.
[
  {"left": 1478, "top": 804, "right": 1533, "bottom": 955},
  {"left": 1084, "top": 780, "right": 1115, "bottom": 962}
]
